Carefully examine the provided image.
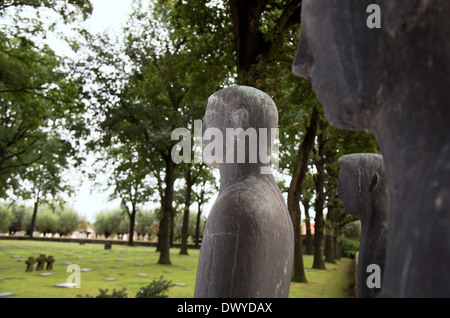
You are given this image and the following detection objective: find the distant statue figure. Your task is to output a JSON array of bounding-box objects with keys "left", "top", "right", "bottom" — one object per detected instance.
[
  {"left": 25, "top": 257, "right": 36, "bottom": 272},
  {"left": 36, "top": 254, "right": 46, "bottom": 271},
  {"left": 46, "top": 256, "right": 55, "bottom": 270},
  {"left": 194, "top": 86, "right": 294, "bottom": 298},
  {"left": 337, "top": 154, "right": 389, "bottom": 298},
  {"left": 293, "top": 0, "right": 450, "bottom": 297}
]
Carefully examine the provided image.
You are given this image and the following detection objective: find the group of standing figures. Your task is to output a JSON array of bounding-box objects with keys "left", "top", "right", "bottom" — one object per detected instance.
[{"left": 194, "top": 0, "right": 450, "bottom": 298}]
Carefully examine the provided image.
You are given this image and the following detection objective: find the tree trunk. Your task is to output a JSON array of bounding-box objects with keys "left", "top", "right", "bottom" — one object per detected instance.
[
  {"left": 180, "top": 166, "right": 193, "bottom": 255},
  {"left": 287, "top": 107, "right": 319, "bottom": 282},
  {"left": 195, "top": 186, "right": 205, "bottom": 249},
  {"left": 127, "top": 206, "right": 136, "bottom": 246},
  {"left": 312, "top": 120, "right": 327, "bottom": 270},
  {"left": 28, "top": 198, "right": 40, "bottom": 238},
  {"left": 324, "top": 232, "right": 336, "bottom": 264},
  {"left": 158, "top": 157, "right": 176, "bottom": 265},
  {"left": 302, "top": 200, "right": 314, "bottom": 255}
]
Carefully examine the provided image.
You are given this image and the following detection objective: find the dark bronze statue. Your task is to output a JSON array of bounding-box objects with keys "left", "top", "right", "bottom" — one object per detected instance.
[
  {"left": 293, "top": 0, "right": 450, "bottom": 297},
  {"left": 338, "top": 154, "right": 389, "bottom": 298},
  {"left": 194, "top": 86, "right": 294, "bottom": 298}
]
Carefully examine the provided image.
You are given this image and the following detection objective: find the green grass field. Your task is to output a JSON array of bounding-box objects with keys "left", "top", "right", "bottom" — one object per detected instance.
[{"left": 0, "top": 240, "right": 355, "bottom": 298}]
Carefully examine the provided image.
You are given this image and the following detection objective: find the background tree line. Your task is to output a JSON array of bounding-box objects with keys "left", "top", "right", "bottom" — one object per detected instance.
[
  {"left": 0, "top": 202, "right": 207, "bottom": 244},
  {"left": 0, "top": 202, "right": 84, "bottom": 236},
  {"left": 0, "top": 0, "right": 378, "bottom": 282}
]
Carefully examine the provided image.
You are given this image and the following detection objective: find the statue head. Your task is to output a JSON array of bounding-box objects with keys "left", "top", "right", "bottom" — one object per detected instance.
[
  {"left": 201, "top": 86, "right": 278, "bottom": 172},
  {"left": 292, "top": 0, "right": 434, "bottom": 132},
  {"left": 337, "top": 154, "right": 388, "bottom": 217}
]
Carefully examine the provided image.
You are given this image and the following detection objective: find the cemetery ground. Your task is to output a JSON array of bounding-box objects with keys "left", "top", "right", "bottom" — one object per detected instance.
[{"left": 0, "top": 240, "right": 355, "bottom": 298}]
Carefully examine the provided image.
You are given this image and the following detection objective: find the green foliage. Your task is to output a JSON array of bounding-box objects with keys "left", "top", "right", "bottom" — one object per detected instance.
[
  {"left": 77, "top": 288, "right": 128, "bottom": 299},
  {"left": 92, "top": 209, "right": 126, "bottom": 238},
  {"left": 55, "top": 207, "right": 80, "bottom": 236},
  {"left": 135, "top": 210, "right": 158, "bottom": 239},
  {"left": 0, "top": 0, "right": 91, "bottom": 199},
  {"left": 173, "top": 210, "right": 205, "bottom": 242},
  {"left": 340, "top": 238, "right": 360, "bottom": 259},
  {"left": 76, "top": 276, "right": 172, "bottom": 298},
  {"left": 0, "top": 0, "right": 93, "bottom": 22},
  {"left": 342, "top": 220, "right": 361, "bottom": 238},
  {"left": 135, "top": 276, "right": 173, "bottom": 298},
  {"left": 0, "top": 204, "right": 13, "bottom": 233},
  {"left": 35, "top": 208, "right": 58, "bottom": 235}
]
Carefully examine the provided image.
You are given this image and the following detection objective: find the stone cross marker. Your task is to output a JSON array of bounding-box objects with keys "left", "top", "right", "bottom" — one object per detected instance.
[
  {"left": 194, "top": 86, "right": 294, "bottom": 298},
  {"left": 25, "top": 257, "right": 36, "bottom": 272},
  {"left": 337, "top": 153, "right": 389, "bottom": 298},
  {"left": 46, "top": 256, "right": 55, "bottom": 270},
  {"left": 35, "top": 254, "right": 46, "bottom": 271},
  {"left": 293, "top": 0, "right": 450, "bottom": 297}
]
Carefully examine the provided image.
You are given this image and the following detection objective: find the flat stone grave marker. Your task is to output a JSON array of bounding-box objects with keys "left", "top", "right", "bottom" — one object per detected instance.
[
  {"left": 174, "top": 283, "right": 186, "bottom": 287},
  {"left": 137, "top": 274, "right": 148, "bottom": 277},
  {"left": 81, "top": 269, "right": 92, "bottom": 272},
  {"left": 183, "top": 268, "right": 192, "bottom": 270},
  {"left": 0, "top": 292, "right": 16, "bottom": 298},
  {"left": 135, "top": 264, "right": 145, "bottom": 266},
  {"left": 163, "top": 270, "right": 173, "bottom": 273},
  {"left": 92, "top": 261, "right": 101, "bottom": 263},
  {"left": 54, "top": 283, "right": 79, "bottom": 288},
  {"left": 11, "top": 255, "right": 21, "bottom": 258},
  {"left": 76, "top": 257, "right": 84, "bottom": 259},
  {"left": 115, "top": 259, "right": 123, "bottom": 262},
  {"left": 103, "top": 278, "right": 118, "bottom": 281},
  {"left": 38, "top": 273, "right": 54, "bottom": 277},
  {"left": 63, "top": 262, "right": 73, "bottom": 265},
  {"left": 110, "top": 266, "right": 121, "bottom": 269}
]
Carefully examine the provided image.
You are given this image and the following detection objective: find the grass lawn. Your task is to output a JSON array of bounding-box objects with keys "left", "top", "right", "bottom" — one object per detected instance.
[{"left": 0, "top": 240, "right": 355, "bottom": 298}]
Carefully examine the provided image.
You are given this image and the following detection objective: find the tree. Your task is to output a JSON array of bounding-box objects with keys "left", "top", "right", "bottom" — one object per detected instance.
[
  {"left": 300, "top": 172, "right": 314, "bottom": 255},
  {"left": 81, "top": 1, "right": 232, "bottom": 264},
  {"left": 7, "top": 204, "right": 28, "bottom": 234},
  {"left": 93, "top": 210, "right": 122, "bottom": 239},
  {"left": 312, "top": 119, "right": 327, "bottom": 270},
  {"left": 55, "top": 206, "right": 80, "bottom": 236},
  {"left": 16, "top": 136, "right": 74, "bottom": 237},
  {"left": 107, "top": 145, "right": 153, "bottom": 246},
  {"left": 135, "top": 210, "right": 157, "bottom": 240},
  {"left": 0, "top": 203, "right": 13, "bottom": 233},
  {"left": 0, "top": 0, "right": 92, "bottom": 197},
  {"left": 0, "top": 0, "right": 93, "bottom": 21},
  {"left": 35, "top": 207, "right": 58, "bottom": 236},
  {"left": 178, "top": 161, "right": 215, "bottom": 255}
]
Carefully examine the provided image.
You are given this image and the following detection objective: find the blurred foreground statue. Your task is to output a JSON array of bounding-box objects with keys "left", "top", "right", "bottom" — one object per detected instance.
[
  {"left": 338, "top": 154, "right": 389, "bottom": 298},
  {"left": 194, "top": 86, "right": 294, "bottom": 298},
  {"left": 293, "top": 0, "right": 450, "bottom": 297}
]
